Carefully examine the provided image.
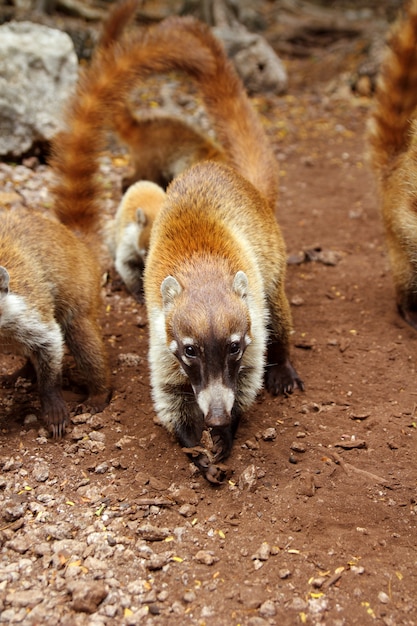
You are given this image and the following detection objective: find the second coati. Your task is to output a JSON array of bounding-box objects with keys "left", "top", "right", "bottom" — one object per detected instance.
[
  {"left": 55, "top": 10, "right": 303, "bottom": 480},
  {"left": 368, "top": 0, "right": 417, "bottom": 329},
  {"left": 106, "top": 180, "right": 166, "bottom": 300}
]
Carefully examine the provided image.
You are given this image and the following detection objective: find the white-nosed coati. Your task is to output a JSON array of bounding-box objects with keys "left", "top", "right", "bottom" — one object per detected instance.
[
  {"left": 106, "top": 180, "right": 166, "bottom": 301},
  {"left": 0, "top": 207, "right": 111, "bottom": 437},
  {"left": 368, "top": 0, "right": 417, "bottom": 329},
  {"left": 55, "top": 6, "right": 303, "bottom": 481}
]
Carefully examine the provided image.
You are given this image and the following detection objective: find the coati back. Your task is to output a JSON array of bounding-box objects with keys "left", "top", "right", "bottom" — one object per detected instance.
[
  {"left": 115, "top": 109, "right": 226, "bottom": 191},
  {"left": 106, "top": 180, "right": 166, "bottom": 300},
  {"left": 54, "top": 11, "right": 302, "bottom": 480},
  {"left": 368, "top": 0, "right": 417, "bottom": 328}
]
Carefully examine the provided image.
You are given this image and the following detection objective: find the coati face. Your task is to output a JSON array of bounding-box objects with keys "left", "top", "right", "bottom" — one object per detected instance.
[{"left": 161, "top": 271, "right": 252, "bottom": 427}]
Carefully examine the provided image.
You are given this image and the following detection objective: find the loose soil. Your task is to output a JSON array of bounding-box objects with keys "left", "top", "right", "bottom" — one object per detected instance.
[{"left": 0, "top": 3, "right": 416, "bottom": 625}]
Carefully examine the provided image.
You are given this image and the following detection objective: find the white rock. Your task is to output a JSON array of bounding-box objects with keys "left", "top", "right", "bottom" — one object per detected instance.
[{"left": 0, "top": 21, "right": 78, "bottom": 156}]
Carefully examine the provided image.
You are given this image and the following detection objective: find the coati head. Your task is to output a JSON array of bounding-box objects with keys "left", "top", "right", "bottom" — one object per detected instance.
[{"left": 161, "top": 269, "right": 252, "bottom": 427}]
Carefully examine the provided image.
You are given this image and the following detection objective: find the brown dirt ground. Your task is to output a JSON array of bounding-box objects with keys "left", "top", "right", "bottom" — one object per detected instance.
[{"left": 0, "top": 3, "right": 416, "bottom": 625}]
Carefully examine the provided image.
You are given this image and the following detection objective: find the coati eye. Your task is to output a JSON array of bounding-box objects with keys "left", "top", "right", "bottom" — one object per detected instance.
[
  {"left": 184, "top": 345, "right": 197, "bottom": 358},
  {"left": 229, "top": 341, "right": 241, "bottom": 356}
]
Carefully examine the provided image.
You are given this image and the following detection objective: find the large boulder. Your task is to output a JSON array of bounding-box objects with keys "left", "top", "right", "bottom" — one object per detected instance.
[{"left": 0, "top": 21, "right": 78, "bottom": 157}]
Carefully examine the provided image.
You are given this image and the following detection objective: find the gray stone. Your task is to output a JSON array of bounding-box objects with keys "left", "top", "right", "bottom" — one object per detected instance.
[
  {"left": 213, "top": 25, "right": 287, "bottom": 93},
  {"left": 0, "top": 21, "right": 78, "bottom": 157}
]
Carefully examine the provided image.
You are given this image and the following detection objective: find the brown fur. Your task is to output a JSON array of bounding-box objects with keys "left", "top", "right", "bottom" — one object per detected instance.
[
  {"left": 0, "top": 209, "right": 110, "bottom": 436},
  {"left": 106, "top": 180, "right": 166, "bottom": 300},
  {"left": 53, "top": 10, "right": 302, "bottom": 479},
  {"left": 368, "top": 0, "right": 417, "bottom": 328}
]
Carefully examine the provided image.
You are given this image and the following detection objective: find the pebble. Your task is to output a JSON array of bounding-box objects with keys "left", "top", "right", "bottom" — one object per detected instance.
[
  {"left": 290, "top": 441, "right": 307, "bottom": 453},
  {"left": 262, "top": 428, "right": 277, "bottom": 441},
  {"left": 378, "top": 591, "right": 390, "bottom": 604},
  {"left": 183, "top": 590, "right": 197, "bottom": 603},
  {"left": 259, "top": 599, "right": 276, "bottom": 617},
  {"left": 136, "top": 523, "right": 170, "bottom": 541},
  {"left": 2, "top": 500, "right": 27, "bottom": 523},
  {"left": 194, "top": 550, "right": 217, "bottom": 565},
  {"left": 252, "top": 542, "right": 271, "bottom": 561},
  {"left": 68, "top": 580, "right": 108, "bottom": 614},
  {"left": 5, "top": 589, "right": 44, "bottom": 608},
  {"left": 32, "top": 461, "right": 49, "bottom": 482}
]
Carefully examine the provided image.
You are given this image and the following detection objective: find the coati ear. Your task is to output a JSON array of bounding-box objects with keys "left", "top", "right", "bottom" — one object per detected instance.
[
  {"left": 232, "top": 270, "right": 248, "bottom": 299},
  {"left": 0, "top": 266, "right": 9, "bottom": 295},
  {"left": 135, "top": 208, "right": 147, "bottom": 227},
  {"left": 161, "top": 275, "right": 182, "bottom": 311}
]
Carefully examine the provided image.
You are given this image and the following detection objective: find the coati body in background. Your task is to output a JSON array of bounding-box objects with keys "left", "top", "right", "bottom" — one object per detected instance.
[
  {"left": 98, "top": 0, "right": 226, "bottom": 192},
  {"left": 368, "top": 0, "right": 417, "bottom": 329},
  {"left": 0, "top": 209, "right": 110, "bottom": 437},
  {"left": 106, "top": 180, "right": 166, "bottom": 300},
  {"left": 115, "top": 109, "right": 226, "bottom": 191},
  {"left": 55, "top": 8, "right": 302, "bottom": 480}
]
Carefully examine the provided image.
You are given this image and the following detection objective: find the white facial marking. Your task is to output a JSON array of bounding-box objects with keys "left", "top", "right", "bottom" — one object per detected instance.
[{"left": 197, "top": 378, "right": 235, "bottom": 417}]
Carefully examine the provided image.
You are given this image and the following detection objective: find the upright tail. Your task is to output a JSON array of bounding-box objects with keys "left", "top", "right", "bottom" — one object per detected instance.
[
  {"left": 151, "top": 17, "right": 280, "bottom": 208},
  {"left": 48, "top": 17, "right": 216, "bottom": 234},
  {"left": 97, "top": 0, "right": 138, "bottom": 50},
  {"left": 368, "top": 0, "right": 417, "bottom": 175}
]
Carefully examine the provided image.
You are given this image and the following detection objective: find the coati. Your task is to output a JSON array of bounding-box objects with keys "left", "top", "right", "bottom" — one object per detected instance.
[
  {"left": 0, "top": 208, "right": 110, "bottom": 437},
  {"left": 106, "top": 180, "right": 166, "bottom": 301},
  {"left": 368, "top": 0, "right": 417, "bottom": 329},
  {"left": 55, "top": 10, "right": 303, "bottom": 480}
]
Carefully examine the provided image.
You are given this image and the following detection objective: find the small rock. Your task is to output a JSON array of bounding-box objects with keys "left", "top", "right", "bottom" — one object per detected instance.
[
  {"left": 183, "top": 590, "right": 196, "bottom": 603},
  {"left": 252, "top": 542, "right": 270, "bottom": 561},
  {"left": 68, "top": 580, "right": 108, "bottom": 614},
  {"left": 259, "top": 599, "right": 276, "bottom": 617},
  {"left": 262, "top": 428, "right": 277, "bottom": 441},
  {"left": 278, "top": 568, "right": 291, "bottom": 579},
  {"left": 94, "top": 462, "right": 109, "bottom": 474},
  {"left": 117, "top": 352, "right": 141, "bottom": 367},
  {"left": 32, "top": 461, "right": 50, "bottom": 482},
  {"left": 2, "top": 499, "right": 27, "bottom": 522},
  {"left": 147, "top": 552, "right": 172, "bottom": 571},
  {"left": 5, "top": 589, "right": 44, "bottom": 608},
  {"left": 194, "top": 550, "right": 217, "bottom": 565},
  {"left": 290, "top": 441, "right": 307, "bottom": 453},
  {"left": 137, "top": 523, "right": 170, "bottom": 541},
  {"left": 178, "top": 503, "right": 196, "bottom": 517},
  {"left": 378, "top": 591, "right": 390, "bottom": 604},
  {"left": 238, "top": 464, "right": 257, "bottom": 491}
]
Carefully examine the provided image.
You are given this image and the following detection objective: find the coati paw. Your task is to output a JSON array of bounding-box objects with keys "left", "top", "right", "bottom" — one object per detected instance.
[
  {"left": 183, "top": 430, "right": 230, "bottom": 485},
  {"left": 265, "top": 360, "right": 304, "bottom": 396},
  {"left": 42, "top": 391, "right": 69, "bottom": 438},
  {"left": 205, "top": 463, "right": 230, "bottom": 484}
]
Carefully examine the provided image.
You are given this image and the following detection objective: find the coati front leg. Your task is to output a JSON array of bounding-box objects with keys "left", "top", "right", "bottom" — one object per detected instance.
[
  {"left": 64, "top": 315, "right": 111, "bottom": 413},
  {"left": 265, "top": 281, "right": 304, "bottom": 396},
  {"left": 30, "top": 328, "right": 69, "bottom": 437}
]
